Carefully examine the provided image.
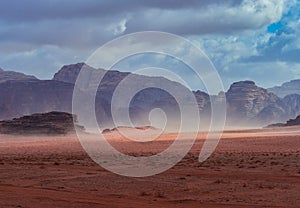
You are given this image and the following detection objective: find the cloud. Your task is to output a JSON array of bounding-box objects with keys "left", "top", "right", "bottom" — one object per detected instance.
[
  {"left": 179, "top": 0, "right": 300, "bottom": 90},
  {"left": 0, "top": 0, "right": 299, "bottom": 89},
  {"left": 0, "top": 0, "right": 242, "bottom": 23},
  {"left": 243, "top": 1, "right": 300, "bottom": 63},
  {"left": 0, "top": 0, "right": 287, "bottom": 51},
  {"left": 0, "top": 46, "right": 88, "bottom": 79},
  {"left": 126, "top": 0, "right": 286, "bottom": 35}
]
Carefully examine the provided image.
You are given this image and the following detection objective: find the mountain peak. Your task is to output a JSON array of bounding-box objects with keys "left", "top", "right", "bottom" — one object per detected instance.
[
  {"left": 231, "top": 80, "right": 256, "bottom": 86},
  {"left": 226, "top": 80, "right": 281, "bottom": 122},
  {"left": 53, "top": 62, "right": 96, "bottom": 84},
  {"left": 228, "top": 80, "right": 259, "bottom": 94}
]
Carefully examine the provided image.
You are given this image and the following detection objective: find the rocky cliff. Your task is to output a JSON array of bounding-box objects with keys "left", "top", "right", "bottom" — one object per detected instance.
[{"left": 226, "top": 81, "right": 299, "bottom": 125}]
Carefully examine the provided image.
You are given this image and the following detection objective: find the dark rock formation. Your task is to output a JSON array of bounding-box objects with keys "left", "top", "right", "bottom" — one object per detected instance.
[
  {"left": 266, "top": 114, "right": 300, "bottom": 128},
  {"left": 268, "top": 79, "right": 300, "bottom": 98},
  {"left": 0, "top": 112, "right": 84, "bottom": 135},
  {"left": 286, "top": 115, "right": 300, "bottom": 126},
  {"left": 265, "top": 123, "right": 286, "bottom": 128}
]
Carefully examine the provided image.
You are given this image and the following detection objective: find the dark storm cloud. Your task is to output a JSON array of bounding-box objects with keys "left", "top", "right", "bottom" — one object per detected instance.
[
  {"left": 0, "top": 0, "right": 241, "bottom": 23},
  {"left": 0, "top": 0, "right": 257, "bottom": 50}
]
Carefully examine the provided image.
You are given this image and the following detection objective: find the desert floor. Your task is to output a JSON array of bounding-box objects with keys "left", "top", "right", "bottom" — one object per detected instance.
[{"left": 0, "top": 128, "right": 299, "bottom": 208}]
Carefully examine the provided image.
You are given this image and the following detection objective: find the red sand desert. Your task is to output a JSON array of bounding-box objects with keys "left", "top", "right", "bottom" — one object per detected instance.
[{"left": 0, "top": 127, "right": 299, "bottom": 208}]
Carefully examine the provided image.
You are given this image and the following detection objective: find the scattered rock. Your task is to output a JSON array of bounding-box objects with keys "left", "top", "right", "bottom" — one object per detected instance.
[{"left": 102, "top": 126, "right": 158, "bottom": 134}]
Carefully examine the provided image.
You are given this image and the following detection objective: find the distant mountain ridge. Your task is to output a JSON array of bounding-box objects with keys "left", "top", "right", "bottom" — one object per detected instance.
[
  {"left": 0, "top": 68, "right": 37, "bottom": 83},
  {"left": 0, "top": 63, "right": 300, "bottom": 128},
  {"left": 268, "top": 79, "right": 300, "bottom": 98}
]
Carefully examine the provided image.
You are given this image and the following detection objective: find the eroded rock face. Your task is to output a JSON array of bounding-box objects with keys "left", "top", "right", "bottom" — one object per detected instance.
[
  {"left": 0, "top": 111, "right": 84, "bottom": 135},
  {"left": 268, "top": 79, "right": 300, "bottom": 98},
  {"left": 226, "top": 81, "right": 281, "bottom": 120},
  {"left": 224, "top": 80, "right": 300, "bottom": 126}
]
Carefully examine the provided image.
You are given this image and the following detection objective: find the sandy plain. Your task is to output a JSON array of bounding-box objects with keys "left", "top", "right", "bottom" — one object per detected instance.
[{"left": 0, "top": 127, "right": 299, "bottom": 208}]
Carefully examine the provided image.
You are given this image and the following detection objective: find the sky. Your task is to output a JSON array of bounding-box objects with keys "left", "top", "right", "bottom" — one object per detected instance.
[{"left": 0, "top": 0, "right": 299, "bottom": 90}]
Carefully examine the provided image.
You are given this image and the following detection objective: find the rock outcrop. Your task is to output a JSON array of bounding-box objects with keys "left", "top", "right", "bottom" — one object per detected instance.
[
  {"left": 0, "top": 111, "right": 84, "bottom": 135},
  {"left": 286, "top": 115, "right": 300, "bottom": 126},
  {"left": 266, "top": 115, "right": 300, "bottom": 128}
]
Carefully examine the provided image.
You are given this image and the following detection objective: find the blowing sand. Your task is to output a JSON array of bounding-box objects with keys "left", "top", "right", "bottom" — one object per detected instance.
[{"left": 0, "top": 127, "right": 299, "bottom": 208}]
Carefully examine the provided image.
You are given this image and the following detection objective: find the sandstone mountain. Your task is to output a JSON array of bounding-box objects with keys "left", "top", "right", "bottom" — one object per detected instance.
[
  {"left": 226, "top": 80, "right": 300, "bottom": 126},
  {"left": 0, "top": 63, "right": 204, "bottom": 129},
  {"left": 53, "top": 63, "right": 208, "bottom": 129},
  {"left": 268, "top": 79, "right": 300, "bottom": 98},
  {"left": 0, "top": 63, "right": 300, "bottom": 128},
  {"left": 226, "top": 81, "right": 279, "bottom": 118},
  {"left": 226, "top": 81, "right": 285, "bottom": 125}
]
